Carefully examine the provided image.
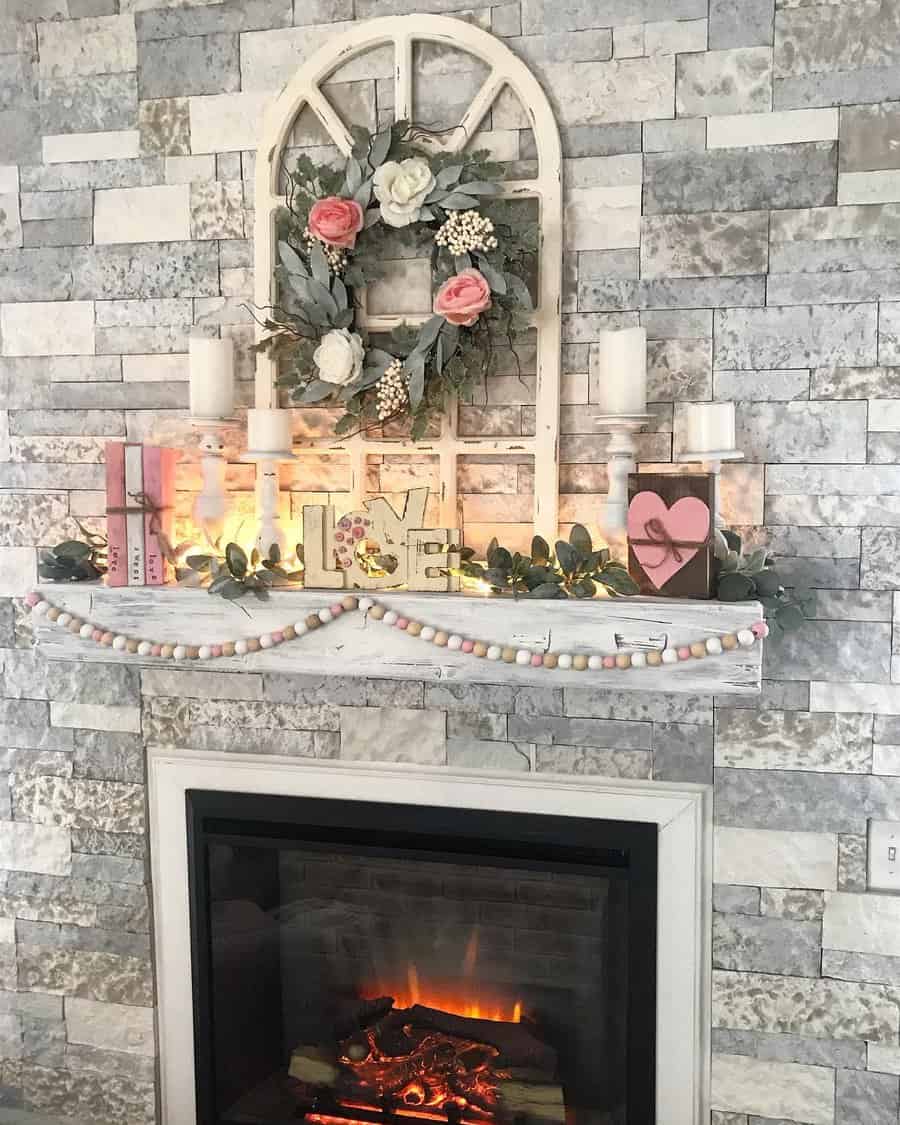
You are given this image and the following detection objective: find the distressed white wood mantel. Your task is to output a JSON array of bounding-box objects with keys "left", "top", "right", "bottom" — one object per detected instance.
[{"left": 33, "top": 586, "right": 763, "bottom": 693}]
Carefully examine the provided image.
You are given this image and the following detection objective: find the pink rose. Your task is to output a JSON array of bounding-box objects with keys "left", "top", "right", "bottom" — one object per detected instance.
[
  {"left": 433, "top": 268, "right": 492, "bottom": 327},
  {"left": 308, "top": 196, "right": 364, "bottom": 249}
]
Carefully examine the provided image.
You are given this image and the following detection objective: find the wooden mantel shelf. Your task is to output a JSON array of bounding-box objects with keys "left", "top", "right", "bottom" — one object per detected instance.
[{"left": 32, "top": 585, "right": 763, "bottom": 694}]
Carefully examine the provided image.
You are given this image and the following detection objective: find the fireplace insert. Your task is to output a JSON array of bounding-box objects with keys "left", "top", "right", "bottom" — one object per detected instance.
[{"left": 186, "top": 790, "right": 657, "bottom": 1125}]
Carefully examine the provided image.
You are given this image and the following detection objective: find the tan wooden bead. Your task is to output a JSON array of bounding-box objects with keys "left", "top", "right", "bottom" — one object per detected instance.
[
  {"left": 160, "top": 644, "right": 175, "bottom": 659},
  {"left": 46, "top": 607, "right": 60, "bottom": 621},
  {"left": 690, "top": 641, "right": 707, "bottom": 659},
  {"left": 282, "top": 625, "right": 296, "bottom": 641},
  {"left": 246, "top": 638, "right": 261, "bottom": 653},
  {"left": 473, "top": 641, "right": 488, "bottom": 657},
  {"left": 646, "top": 651, "right": 662, "bottom": 667},
  {"left": 187, "top": 646, "right": 201, "bottom": 659},
  {"left": 100, "top": 631, "right": 114, "bottom": 646},
  {"left": 615, "top": 653, "right": 632, "bottom": 669},
  {"left": 341, "top": 595, "right": 359, "bottom": 611},
  {"left": 306, "top": 613, "right": 323, "bottom": 628},
  {"left": 543, "top": 653, "right": 559, "bottom": 669},
  {"left": 367, "top": 605, "right": 385, "bottom": 621},
  {"left": 68, "top": 619, "right": 83, "bottom": 633},
  {"left": 433, "top": 630, "right": 449, "bottom": 646},
  {"left": 126, "top": 639, "right": 140, "bottom": 653},
  {"left": 721, "top": 633, "right": 739, "bottom": 650},
  {"left": 573, "top": 654, "right": 589, "bottom": 671},
  {"left": 222, "top": 642, "right": 236, "bottom": 657},
  {"left": 501, "top": 646, "right": 517, "bottom": 663},
  {"left": 407, "top": 622, "right": 423, "bottom": 637}
]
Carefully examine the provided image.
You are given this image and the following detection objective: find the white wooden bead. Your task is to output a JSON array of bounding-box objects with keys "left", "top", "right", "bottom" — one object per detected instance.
[
  {"left": 293, "top": 621, "right": 309, "bottom": 636},
  {"left": 358, "top": 597, "right": 374, "bottom": 613},
  {"left": 112, "top": 635, "right": 127, "bottom": 651},
  {"left": 234, "top": 639, "right": 248, "bottom": 655},
  {"left": 447, "top": 635, "right": 463, "bottom": 651},
  {"left": 138, "top": 641, "right": 153, "bottom": 656},
  {"left": 420, "top": 626, "right": 436, "bottom": 642},
  {"left": 706, "top": 637, "right": 723, "bottom": 656},
  {"left": 382, "top": 610, "right": 398, "bottom": 626},
  {"left": 79, "top": 623, "right": 94, "bottom": 639},
  {"left": 486, "top": 644, "right": 502, "bottom": 661},
  {"left": 32, "top": 601, "right": 49, "bottom": 616},
  {"left": 259, "top": 633, "right": 274, "bottom": 649},
  {"left": 631, "top": 652, "right": 647, "bottom": 668},
  {"left": 57, "top": 613, "right": 72, "bottom": 628},
  {"left": 515, "top": 649, "right": 531, "bottom": 666},
  {"left": 318, "top": 608, "right": 333, "bottom": 624},
  {"left": 557, "top": 653, "right": 573, "bottom": 670},
  {"left": 662, "top": 648, "right": 678, "bottom": 664},
  {"left": 173, "top": 645, "right": 188, "bottom": 660},
  {"left": 737, "top": 629, "right": 755, "bottom": 648},
  {"left": 588, "top": 654, "right": 603, "bottom": 670},
  {"left": 198, "top": 645, "right": 212, "bottom": 660}
]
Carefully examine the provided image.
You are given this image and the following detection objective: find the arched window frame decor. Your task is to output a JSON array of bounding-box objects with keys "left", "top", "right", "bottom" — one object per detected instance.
[{"left": 253, "top": 14, "right": 563, "bottom": 541}]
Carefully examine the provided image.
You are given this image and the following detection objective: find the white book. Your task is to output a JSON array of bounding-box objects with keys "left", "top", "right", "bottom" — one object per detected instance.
[{"left": 124, "top": 442, "right": 145, "bottom": 587}]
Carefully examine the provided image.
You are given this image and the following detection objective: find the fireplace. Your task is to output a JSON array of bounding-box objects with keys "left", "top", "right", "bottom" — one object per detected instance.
[
  {"left": 186, "top": 791, "right": 658, "bottom": 1125},
  {"left": 149, "top": 752, "right": 710, "bottom": 1125}
]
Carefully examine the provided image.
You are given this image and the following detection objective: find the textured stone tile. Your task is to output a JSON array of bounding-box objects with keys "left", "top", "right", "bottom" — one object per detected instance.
[
  {"left": 1, "top": 301, "right": 94, "bottom": 358},
  {"left": 72, "top": 731, "right": 142, "bottom": 785},
  {"left": 534, "top": 746, "right": 652, "bottom": 778},
  {"left": 70, "top": 829, "right": 144, "bottom": 860},
  {"left": 0, "top": 107, "right": 40, "bottom": 164},
  {"left": 813, "top": 365, "right": 900, "bottom": 398},
  {"left": 138, "top": 96, "right": 190, "bottom": 156},
  {"left": 139, "top": 32, "right": 239, "bottom": 100},
  {"left": 580, "top": 276, "right": 765, "bottom": 311},
  {"left": 836, "top": 1069, "right": 898, "bottom": 1125},
  {"left": 812, "top": 683, "right": 900, "bottom": 716},
  {"left": 424, "top": 684, "right": 516, "bottom": 713},
  {"left": 644, "top": 144, "right": 836, "bottom": 214},
  {"left": 38, "top": 73, "right": 137, "bottom": 137},
  {"left": 13, "top": 776, "right": 144, "bottom": 835},
  {"left": 0, "top": 193, "right": 22, "bottom": 249},
  {"left": 713, "top": 968, "right": 899, "bottom": 1042},
  {"left": 16, "top": 1057, "right": 155, "bottom": 1121},
  {"left": 711, "top": 1053, "right": 834, "bottom": 1125},
  {"left": 642, "top": 117, "right": 706, "bottom": 152},
  {"left": 709, "top": 0, "right": 775, "bottom": 49},
  {"left": 16, "top": 919, "right": 148, "bottom": 958},
  {"left": 652, "top": 722, "right": 713, "bottom": 783},
  {"left": 713, "top": 914, "right": 821, "bottom": 976},
  {"left": 837, "top": 835, "right": 868, "bottom": 893},
  {"left": 564, "top": 184, "right": 640, "bottom": 250},
  {"left": 768, "top": 268, "right": 900, "bottom": 305},
  {"left": 641, "top": 211, "right": 768, "bottom": 279},
  {"left": 861, "top": 528, "right": 900, "bottom": 589},
  {"left": 707, "top": 106, "right": 837, "bottom": 149},
  {"left": 761, "top": 887, "right": 825, "bottom": 921},
  {"left": 839, "top": 170, "right": 900, "bottom": 206},
  {"left": 774, "top": 2, "right": 900, "bottom": 78},
  {"left": 508, "top": 714, "right": 651, "bottom": 749},
  {"left": 645, "top": 18, "right": 707, "bottom": 55},
  {"left": 22, "top": 218, "right": 92, "bottom": 248},
  {"left": 523, "top": 0, "right": 708, "bottom": 29},
  {"left": 142, "top": 668, "right": 262, "bottom": 699},
  {"left": 0, "top": 825, "right": 70, "bottom": 877},
  {"left": 868, "top": 1043, "right": 900, "bottom": 1075},
  {"left": 339, "top": 707, "right": 446, "bottom": 764},
  {"left": 189, "top": 180, "right": 244, "bottom": 239},
  {"left": 447, "top": 712, "right": 508, "bottom": 742},
  {"left": 564, "top": 689, "right": 712, "bottom": 724},
  {"left": 770, "top": 236, "right": 900, "bottom": 275},
  {"left": 677, "top": 46, "right": 772, "bottom": 117},
  {"left": 715, "top": 884, "right": 761, "bottom": 915},
  {"left": 715, "top": 710, "right": 872, "bottom": 773},
  {"left": 48, "top": 703, "right": 140, "bottom": 735},
  {"left": 0, "top": 493, "right": 70, "bottom": 545},
  {"left": 541, "top": 56, "right": 676, "bottom": 127},
  {"left": 715, "top": 304, "right": 877, "bottom": 369},
  {"left": 188, "top": 89, "right": 271, "bottom": 153},
  {"left": 840, "top": 103, "right": 900, "bottom": 174},
  {"left": 446, "top": 739, "right": 532, "bottom": 771},
  {"left": 714, "top": 826, "right": 838, "bottom": 889},
  {"left": 64, "top": 998, "right": 154, "bottom": 1057},
  {"left": 824, "top": 949, "right": 900, "bottom": 986},
  {"left": 824, "top": 891, "right": 900, "bottom": 957},
  {"left": 553, "top": 122, "right": 642, "bottom": 158},
  {"left": 136, "top": 0, "right": 291, "bottom": 38},
  {"left": 18, "top": 945, "right": 152, "bottom": 1006},
  {"left": 94, "top": 184, "right": 190, "bottom": 244},
  {"left": 714, "top": 368, "right": 809, "bottom": 401},
  {"left": 713, "top": 1027, "right": 866, "bottom": 1071},
  {"left": 37, "top": 16, "right": 137, "bottom": 79}
]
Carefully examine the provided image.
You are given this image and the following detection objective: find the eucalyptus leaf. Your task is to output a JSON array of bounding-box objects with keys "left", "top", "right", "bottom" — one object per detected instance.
[
  {"left": 417, "top": 207, "right": 436, "bottom": 222},
  {"left": 186, "top": 554, "right": 213, "bottom": 572},
  {"left": 344, "top": 155, "right": 363, "bottom": 196},
  {"left": 220, "top": 579, "right": 247, "bottom": 601},
  {"left": 555, "top": 540, "right": 578, "bottom": 576},
  {"left": 569, "top": 523, "right": 593, "bottom": 556},
  {"left": 531, "top": 535, "right": 551, "bottom": 564},
  {"left": 505, "top": 272, "right": 533, "bottom": 310},
  {"left": 436, "top": 164, "right": 463, "bottom": 188},
  {"left": 404, "top": 353, "right": 426, "bottom": 409},
  {"left": 453, "top": 253, "right": 472, "bottom": 272},
  {"left": 301, "top": 379, "right": 338, "bottom": 404},
  {"left": 225, "top": 542, "right": 248, "bottom": 578},
  {"left": 54, "top": 540, "right": 91, "bottom": 560},
  {"left": 364, "top": 209, "right": 380, "bottom": 228},
  {"left": 457, "top": 180, "right": 503, "bottom": 195},
  {"left": 416, "top": 314, "right": 444, "bottom": 353},
  {"left": 365, "top": 348, "right": 396, "bottom": 369},
  {"left": 279, "top": 240, "right": 308, "bottom": 276},
  {"left": 309, "top": 241, "right": 331, "bottom": 288},
  {"left": 439, "top": 192, "right": 480, "bottom": 210},
  {"left": 477, "top": 260, "right": 507, "bottom": 294},
  {"left": 597, "top": 566, "right": 639, "bottom": 596},
  {"left": 776, "top": 603, "right": 806, "bottom": 632},
  {"left": 369, "top": 128, "right": 392, "bottom": 168},
  {"left": 354, "top": 178, "right": 372, "bottom": 208},
  {"left": 754, "top": 569, "right": 783, "bottom": 597},
  {"left": 332, "top": 276, "right": 348, "bottom": 312},
  {"left": 717, "top": 571, "right": 756, "bottom": 601}
]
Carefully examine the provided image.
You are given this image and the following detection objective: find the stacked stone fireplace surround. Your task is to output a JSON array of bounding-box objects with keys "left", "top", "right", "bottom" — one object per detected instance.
[{"left": 3, "top": 0, "right": 900, "bottom": 1122}]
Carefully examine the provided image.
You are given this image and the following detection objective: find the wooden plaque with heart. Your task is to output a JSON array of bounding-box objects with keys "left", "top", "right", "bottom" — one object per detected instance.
[{"left": 626, "top": 473, "right": 715, "bottom": 599}]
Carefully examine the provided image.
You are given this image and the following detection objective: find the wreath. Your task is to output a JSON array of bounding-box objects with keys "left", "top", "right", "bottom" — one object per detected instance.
[{"left": 257, "top": 121, "right": 536, "bottom": 441}]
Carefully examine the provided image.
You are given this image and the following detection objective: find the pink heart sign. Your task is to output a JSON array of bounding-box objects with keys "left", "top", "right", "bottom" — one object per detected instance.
[{"left": 627, "top": 491, "right": 711, "bottom": 590}]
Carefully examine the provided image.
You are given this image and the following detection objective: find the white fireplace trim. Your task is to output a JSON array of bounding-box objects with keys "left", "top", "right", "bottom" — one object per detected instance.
[{"left": 148, "top": 749, "right": 712, "bottom": 1125}]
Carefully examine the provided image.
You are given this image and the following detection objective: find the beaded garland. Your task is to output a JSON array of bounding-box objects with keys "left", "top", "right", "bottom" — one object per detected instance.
[{"left": 24, "top": 590, "right": 769, "bottom": 671}]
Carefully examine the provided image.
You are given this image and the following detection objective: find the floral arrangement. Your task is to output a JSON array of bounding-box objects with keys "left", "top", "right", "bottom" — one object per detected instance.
[
  {"left": 256, "top": 121, "right": 536, "bottom": 441},
  {"left": 38, "top": 523, "right": 108, "bottom": 582},
  {"left": 179, "top": 542, "right": 304, "bottom": 602},
  {"left": 714, "top": 529, "right": 813, "bottom": 633}
]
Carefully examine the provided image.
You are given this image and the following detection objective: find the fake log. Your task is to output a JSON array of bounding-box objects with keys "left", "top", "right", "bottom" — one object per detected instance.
[
  {"left": 395, "top": 1006, "right": 557, "bottom": 1074},
  {"left": 289, "top": 1045, "right": 339, "bottom": 1086},
  {"left": 497, "top": 1080, "right": 566, "bottom": 1125}
]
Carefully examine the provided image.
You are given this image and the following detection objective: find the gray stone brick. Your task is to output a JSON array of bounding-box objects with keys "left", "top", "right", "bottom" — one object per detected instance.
[
  {"left": 770, "top": 236, "right": 900, "bottom": 275},
  {"left": 340, "top": 706, "right": 446, "bottom": 765},
  {"left": 564, "top": 689, "right": 712, "bottom": 724},
  {"left": 677, "top": 46, "right": 772, "bottom": 117},
  {"left": 838, "top": 835, "right": 867, "bottom": 893},
  {"left": 714, "top": 884, "right": 761, "bottom": 916},
  {"left": 70, "top": 830, "right": 145, "bottom": 860},
  {"left": 715, "top": 305, "right": 877, "bottom": 369},
  {"left": 579, "top": 276, "right": 765, "bottom": 312},
  {"left": 840, "top": 102, "right": 900, "bottom": 174},
  {"left": 523, "top": 0, "right": 707, "bottom": 31},
  {"left": 138, "top": 96, "right": 190, "bottom": 156},
  {"left": 722, "top": 401, "right": 866, "bottom": 463},
  {"left": 136, "top": 0, "right": 292, "bottom": 39},
  {"left": 363, "top": 679, "right": 424, "bottom": 708},
  {"left": 644, "top": 144, "right": 837, "bottom": 215},
  {"left": 862, "top": 528, "right": 900, "bottom": 590},
  {"left": 15, "top": 1057, "right": 155, "bottom": 1121},
  {"left": 0, "top": 51, "right": 36, "bottom": 112},
  {"left": 836, "top": 1069, "right": 899, "bottom": 1125},
  {"left": 763, "top": 892, "right": 824, "bottom": 924},
  {"left": 765, "top": 620, "right": 889, "bottom": 682},
  {"left": 20, "top": 158, "right": 164, "bottom": 193},
  {"left": 713, "top": 914, "right": 821, "bottom": 976},
  {"left": 138, "top": 33, "right": 239, "bottom": 100},
  {"left": 424, "top": 683, "right": 515, "bottom": 713},
  {"left": 72, "top": 731, "right": 143, "bottom": 784},
  {"left": 652, "top": 722, "right": 714, "bottom": 783},
  {"left": 13, "top": 776, "right": 144, "bottom": 835},
  {"left": 774, "top": 3, "right": 900, "bottom": 79},
  {"left": 0, "top": 108, "right": 40, "bottom": 164},
  {"left": 15, "top": 921, "right": 148, "bottom": 959},
  {"left": 823, "top": 949, "right": 900, "bottom": 986},
  {"left": 262, "top": 672, "right": 365, "bottom": 706},
  {"left": 446, "top": 739, "right": 531, "bottom": 771},
  {"left": 513, "top": 687, "right": 564, "bottom": 717},
  {"left": 22, "top": 220, "right": 92, "bottom": 249},
  {"left": 38, "top": 74, "right": 137, "bottom": 136},
  {"left": 508, "top": 714, "right": 651, "bottom": 749},
  {"left": 17, "top": 945, "right": 153, "bottom": 1006},
  {"left": 535, "top": 746, "right": 652, "bottom": 778},
  {"left": 447, "top": 712, "right": 508, "bottom": 742},
  {"left": 709, "top": 0, "right": 774, "bottom": 49},
  {"left": 714, "top": 369, "right": 809, "bottom": 401},
  {"left": 642, "top": 117, "right": 706, "bottom": 153},
  {"left": 711, "top": 1027, "right": 866, "bottom": 1070},
  {"left": 543, "top": 123, "right": 642, "bottom": 159},
  {"left": 768, "top": 270, "right": 900, "bottom": 306},
  {"left": 641, "top": 211, "right": 769, "bottom": 279},
  {"left": 775, "top": 66, "right": 900, "bottom": 112}
]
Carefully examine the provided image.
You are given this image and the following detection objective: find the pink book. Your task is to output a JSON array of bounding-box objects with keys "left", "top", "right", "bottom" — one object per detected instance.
[
  {"left": 142, "top": 445, "right": 164, "bottom": 586},
  {"left": 105, "top": 442, "right": 127, "bottom": 587}
]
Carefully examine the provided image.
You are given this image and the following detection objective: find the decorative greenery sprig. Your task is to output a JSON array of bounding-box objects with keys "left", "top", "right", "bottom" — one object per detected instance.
[
  {"left": 451, "top": 524, "right": 639, "bottom": 599},
  {"left": 714, "top": 529, "right": 814, "bottom": 633},
  {"left": 179, "top": 542, "right": 304, "bottom": 603},
  {"left": 38, "top": 522, "right": 108, "bottom": 582}
]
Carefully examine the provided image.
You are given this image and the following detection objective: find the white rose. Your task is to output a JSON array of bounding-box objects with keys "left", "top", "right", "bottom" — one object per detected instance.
[
  {"left": 313, "top": 328, "right": 365, "bottom": 387},
  {"left": 372, "top": 157, "right": 436, "bottom": 228}
]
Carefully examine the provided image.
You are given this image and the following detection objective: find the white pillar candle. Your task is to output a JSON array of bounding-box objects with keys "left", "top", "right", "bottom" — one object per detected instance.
[
  {"left": 247, "top": 407, "right": 293, "bottom": 454},
  {"left": 189, "top": 336, "right": 234, "bottom": 420},
  {"left": 594, "top": 327, "right": 647, "bottom": 415},
  {"left": 686, "top": 402, "right": 736, "bottom": 453}
]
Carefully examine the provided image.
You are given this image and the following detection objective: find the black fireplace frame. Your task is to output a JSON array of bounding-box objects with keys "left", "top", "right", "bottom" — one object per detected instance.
[{"left": 186, "top": 788, "right": 659, "bottom": 1125}]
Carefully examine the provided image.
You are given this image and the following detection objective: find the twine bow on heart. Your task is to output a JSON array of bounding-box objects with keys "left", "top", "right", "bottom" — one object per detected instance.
[{"left": 627, "top": 492, "right": 711, "bottom": 590}]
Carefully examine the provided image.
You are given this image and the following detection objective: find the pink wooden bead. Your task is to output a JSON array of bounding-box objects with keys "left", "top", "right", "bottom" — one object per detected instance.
[
  {"left": 271, "top": 631, "right": 284, "bottom": 644},
  {"left": 92, "top": 629, "right": 104, "bottom": 642},
  {"left": 151, "top": 645, "right": 162, "bottom": 657},
  {"left": 751, "top": 621, "right": 770, "bottom": 638},
  {"left": 329, "top": 603, "right": 344, "bottom": 616},
  {"left": 24, "top": 592, "right": 41, "bottom": 607},
  {"left": 677, "top": 646, "right": 692, "bottom": 661},
  {"left": 461, "top": 639, "right": 475, "bottom": 653},
  {"left": 602, "top": 655, "right": 616, "bottom": 669},
  {"left": 395, "top": 616, "right": 409, "bottom": 629},
  {"left": 530, "top": 653, "right": 544, "bottom": 667},
  {"left": 211, "top": 645, "right": 223, "bottom": 658}
]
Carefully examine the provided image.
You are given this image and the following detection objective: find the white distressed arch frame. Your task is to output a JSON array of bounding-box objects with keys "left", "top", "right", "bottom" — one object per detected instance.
[{"left": 253, "top": 15, "right": 563, "bottom": 542}]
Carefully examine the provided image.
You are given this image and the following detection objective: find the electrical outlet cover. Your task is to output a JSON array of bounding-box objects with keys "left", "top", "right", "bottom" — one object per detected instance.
[{"left": 868, "top": 819, "right": 900, "bottom": 893}]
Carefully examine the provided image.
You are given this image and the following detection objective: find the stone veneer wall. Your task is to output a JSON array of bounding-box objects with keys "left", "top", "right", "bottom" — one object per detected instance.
[{"left": 2, "top": 0, "right": 900, "bottom": 1123}]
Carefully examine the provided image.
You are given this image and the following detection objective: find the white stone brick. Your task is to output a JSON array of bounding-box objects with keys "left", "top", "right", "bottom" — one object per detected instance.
[
  {"left": 715, "top": 826, "right": 838, "bottom": 890},
  {"left": 65, "top": 998, "right": 155, "bottom": 1056},
  {"left": 189, "top": 91, "right": 271, "bottom": 155},
  {"left": 38, "top": 15, "right": 137, "bottom": 78},
  {"left": 869, "top": 400, "right": 900, "bottom": 431},
  {"left": 868, "top": 1044, "right": 900, "bottom": 1075},
  {"left": 0, "top": 822, "right": 71, "bottom": 876},
  {"left": 564, "top": 185, "right": 641, "bottom": 250},
  {"left": 644, "top": 18, "right": 707, "bottom": 55},
  {"left": 43, "top": 130, "right": 140, "bottom": 165},
  {"left": 612, "top": 24, "right": 644, "bottom": 58},
  {"left": 0, "top": 194, "right": 21, "bottom": 249},
  {"left": 0, "top": 167, "right": 18, "bottom": 193},
  {"left": 0, "top": 546, "right": 37, "bottom": 596},
  {"left": 565, "top": 154, "right": 643, "bottom": 188},
  {"left": 823, "top": 891, "right": 900, "bottom": 957},
  {"left": 1, "top": 301, "right": 95, "bottom": 357},
  {"left": 339, "top": 707, "right": 446, "bottom": 765},
  {"left": 811, "top": 682, "right": 900, "bottom": 715},
  {"left": 240, "top": 21, "right": 372, "bottom": 91},
  {"left": 839, "top": 170, "right": 900, "bottom": 206},
  {"left": 711, "top": 1054, "right": 834, "bottom": 1125},
  {"left": 94, "top": 185, "right": 190, "bottom": 245},
  {"left": 708, "top": 107, "right": 839, "bottom": 149},
  {"left": 546, "top": 56, "right": 675, "bottom": 127},
  {"left": 122, "top": 354, "right": 189, "bottom": 382},
  {"left": 165, "top": 155, "right": 217, "bottom": 185},
  {"left": 874, "top": 745, "right": 900, "bottom": 775},
  {"left": 49, "top": 703, "right": 141, "bottom": 734}
]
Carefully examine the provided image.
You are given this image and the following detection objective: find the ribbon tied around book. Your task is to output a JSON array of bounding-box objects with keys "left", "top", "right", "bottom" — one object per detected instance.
[{"left": 106, "top": 491, "right": 178, "bottom": 565}]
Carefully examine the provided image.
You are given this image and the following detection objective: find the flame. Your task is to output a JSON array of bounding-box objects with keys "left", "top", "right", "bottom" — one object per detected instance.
[{"left": 362, "top": 960, "right": 521, "bottom": 1025}]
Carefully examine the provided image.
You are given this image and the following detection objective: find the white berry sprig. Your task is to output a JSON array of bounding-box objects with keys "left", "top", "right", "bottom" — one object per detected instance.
[
  {"left": 375, "top": 358, "right": 408, "bottom": 421},
  {"left": 434, "top": 210, "right": 499, "bottom": 256}
]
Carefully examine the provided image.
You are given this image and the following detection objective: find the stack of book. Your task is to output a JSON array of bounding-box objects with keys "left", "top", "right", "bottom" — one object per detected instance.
[{"left": 106, "top": 442, "right": 178, "bottom": 587}]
